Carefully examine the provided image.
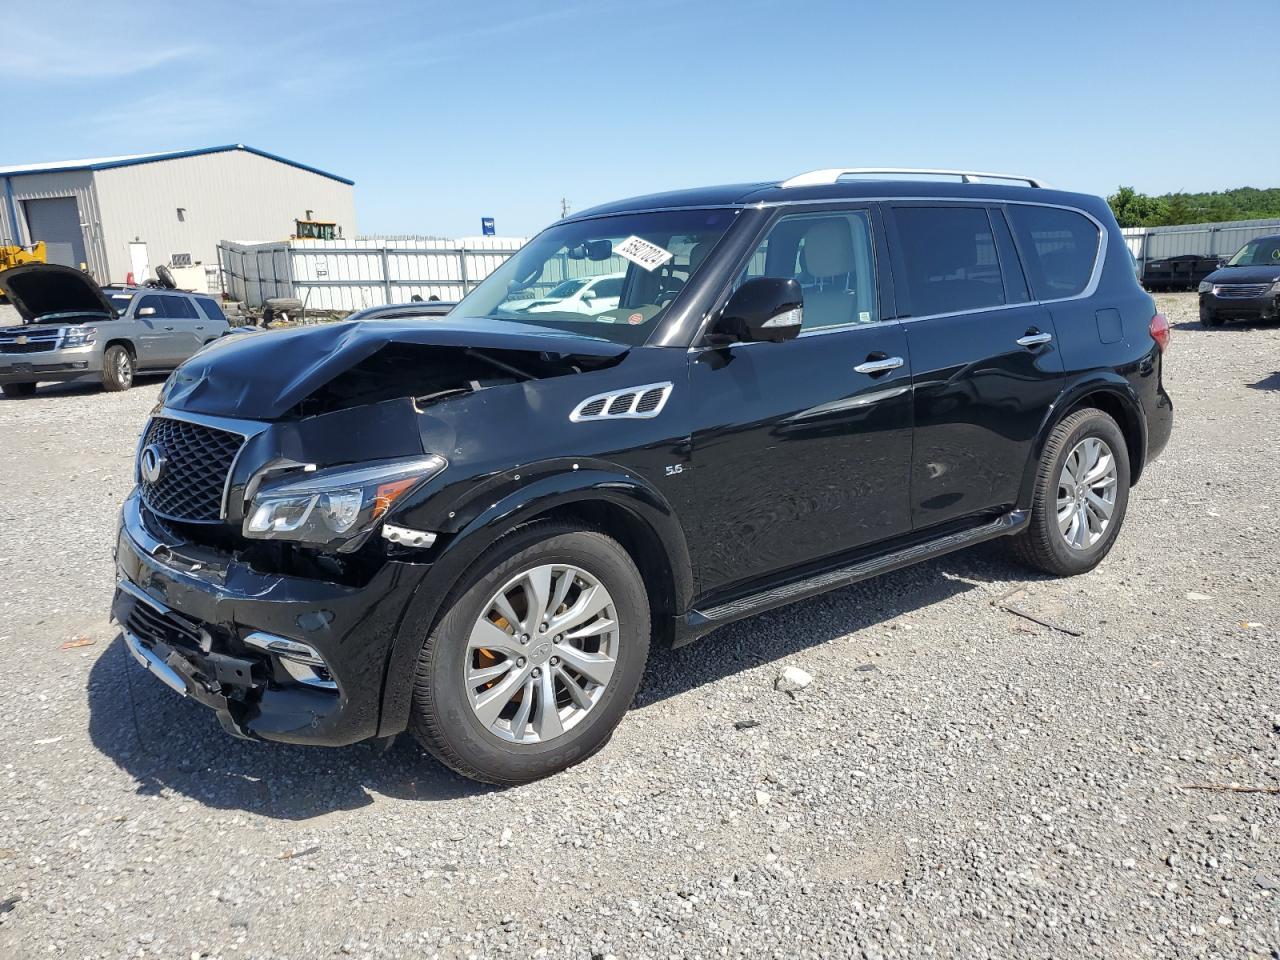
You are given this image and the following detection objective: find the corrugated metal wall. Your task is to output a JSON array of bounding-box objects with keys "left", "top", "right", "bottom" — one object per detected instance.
[
  {"left": 220, "top": 236, "right": 530, "bottom": 310},
  {"left": 1122, "top": 218, "right": 1280, "bottom": 267},
  {"left": 94, "top": 151, "right": 356, "bottom": 283},
  {"left": 0, "top": 170, "right": 109, "bottom": 278}
]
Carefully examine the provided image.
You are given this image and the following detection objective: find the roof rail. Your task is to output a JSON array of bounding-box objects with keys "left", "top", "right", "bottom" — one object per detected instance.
[{"left": 780, "top": 168, "right": 1047, "bottom": 189}]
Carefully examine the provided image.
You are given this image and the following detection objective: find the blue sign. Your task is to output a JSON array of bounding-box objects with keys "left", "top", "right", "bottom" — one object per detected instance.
[{"left": 481, "top": 217, "right": 495, "bottom": 236}]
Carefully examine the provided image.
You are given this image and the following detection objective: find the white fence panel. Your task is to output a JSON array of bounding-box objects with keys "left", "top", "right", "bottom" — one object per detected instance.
[{"left": 218, "top": 235, "right": 526, "bottom": 310}]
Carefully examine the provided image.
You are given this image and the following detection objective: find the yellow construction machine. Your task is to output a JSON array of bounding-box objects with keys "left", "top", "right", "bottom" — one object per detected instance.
[{"left": 0, "top": 241, "right": 47, "bottom": 302}]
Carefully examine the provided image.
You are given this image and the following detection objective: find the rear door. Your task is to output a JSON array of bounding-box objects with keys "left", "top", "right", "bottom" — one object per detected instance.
[
  {"left": 688, "top": 206, "right": 915, "bottom": 592},
  {"left": 886, "top": 202, "right": 1064, "bottom": 531},
  {"left": 163, "top": 295, "right": 206, "bottom": 360}
]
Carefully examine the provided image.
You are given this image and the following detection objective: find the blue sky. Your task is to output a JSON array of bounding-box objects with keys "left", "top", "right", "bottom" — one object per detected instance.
[{"left": 2, "top": 0, "right": 1271, "bottom": 237}]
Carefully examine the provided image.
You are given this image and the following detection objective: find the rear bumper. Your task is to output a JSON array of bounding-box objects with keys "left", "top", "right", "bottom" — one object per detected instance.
[{"left": 112, "top": 491, "right": 431, "bottom": 746}]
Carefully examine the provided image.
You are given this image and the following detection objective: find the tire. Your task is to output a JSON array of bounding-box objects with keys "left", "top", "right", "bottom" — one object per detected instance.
[
  {"left": 101, "top": 345, "right": 135, "bottom": 392},
  {"left": 1, "top": 382, "right": 37, "bottom": 398},
  {"left": 1200, "top": 313, "right": 1223, "bottom": 328},
  {"left": 409, "top": 522, "right": 650, "bottom": 785},
  {"left": 1009, "top": 408, "right": 1131, "bottom": 576}
]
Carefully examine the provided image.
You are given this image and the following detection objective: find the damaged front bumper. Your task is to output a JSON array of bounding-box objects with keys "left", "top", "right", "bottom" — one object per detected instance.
[{"left": 112, "top": 491, "right": 431, "bottom": 745}]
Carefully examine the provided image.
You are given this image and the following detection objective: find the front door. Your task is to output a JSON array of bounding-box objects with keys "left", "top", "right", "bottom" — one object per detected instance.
[
  {"left": 688, "top": 208, "right": 915, "bottom": 594},
  {"left": 885, "top": 203, "right": 1066, "bottom": 530}
]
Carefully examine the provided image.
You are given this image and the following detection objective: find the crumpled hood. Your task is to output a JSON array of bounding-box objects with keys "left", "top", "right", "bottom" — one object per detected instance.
[
  {"left": 163, "top": 317, "right": 629, "bottom": 419},
  {"left": 1203, "top": 265, "right": 1280, "bottom": 286}
]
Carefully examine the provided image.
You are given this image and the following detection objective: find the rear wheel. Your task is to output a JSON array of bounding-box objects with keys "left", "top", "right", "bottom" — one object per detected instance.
[
  {"left": 1, "top": 382, "right": 37, "bottom": 398},
  {"left": 409, "top": 523, "right": 650, "bottom": 784},
  {"left": 101, "top": 345, "right": 135, "bottom": 392},
  {"left": 1010, "top": 408, "right": 1131, "bottom": 576}
]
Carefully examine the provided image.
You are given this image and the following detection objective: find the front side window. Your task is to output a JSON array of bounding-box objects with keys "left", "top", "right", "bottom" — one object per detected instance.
[
  {"left": 136, "top": 295, "right": 164, "bottom": 317},
  {"left": 1008, "top": 205, "right": 1100, "bottom": 299},
  {"left": 893, "top": 206, "right": 1004, "bottom": 316},
  {"left": 740, "top": 211, "right": 879, "bottom": 330},
  {"left": 452, "top": 208, "right": 738, "bottom": 346}
]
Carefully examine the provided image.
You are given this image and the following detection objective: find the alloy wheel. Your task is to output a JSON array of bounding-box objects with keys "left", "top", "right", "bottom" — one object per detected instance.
[
  {"left": 465, "top": 563, "right": 619, "bottom": 743},
  {"left": 1056, "top": 436, "right": 1118, "bottom": 550}
]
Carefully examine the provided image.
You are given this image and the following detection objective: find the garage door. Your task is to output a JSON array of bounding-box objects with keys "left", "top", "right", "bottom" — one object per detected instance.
[{"left": 23, "top": 197, "right": 87, "bottom": 268}]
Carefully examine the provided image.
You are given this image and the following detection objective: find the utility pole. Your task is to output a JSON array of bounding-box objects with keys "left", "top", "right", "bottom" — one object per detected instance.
[{"left": 560, "top": 197, "right": 571, "bottom": 219}]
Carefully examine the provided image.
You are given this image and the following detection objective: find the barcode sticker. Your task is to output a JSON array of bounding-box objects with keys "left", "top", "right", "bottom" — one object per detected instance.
[{"left": 614, "top": 235, "right": 674, "bottom": 272}]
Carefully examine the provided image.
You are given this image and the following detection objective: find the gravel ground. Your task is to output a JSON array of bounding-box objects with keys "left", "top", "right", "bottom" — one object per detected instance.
[{"left": 0, "top": 292, "right": 1277, "bottom": 960}]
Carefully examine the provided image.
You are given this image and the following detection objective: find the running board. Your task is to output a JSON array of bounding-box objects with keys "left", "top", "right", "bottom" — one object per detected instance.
[{"left": 689, "top": 510, "right": 1028, "bottom": 626}]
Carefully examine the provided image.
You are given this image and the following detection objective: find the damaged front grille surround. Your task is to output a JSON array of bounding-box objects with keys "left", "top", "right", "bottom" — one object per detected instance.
[{"left": 138, "top": 413, "right": 254, "bottom": 523}]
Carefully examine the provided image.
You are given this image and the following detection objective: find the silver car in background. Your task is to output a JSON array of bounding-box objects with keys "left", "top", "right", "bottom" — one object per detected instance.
[{"left": 0, "top": 264, "right": 229, "bottom": 397}]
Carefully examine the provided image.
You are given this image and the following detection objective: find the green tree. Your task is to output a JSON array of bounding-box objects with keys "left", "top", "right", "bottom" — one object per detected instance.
[{"left": 1107, "top": 186, "right": 1161, "bottom": 228}]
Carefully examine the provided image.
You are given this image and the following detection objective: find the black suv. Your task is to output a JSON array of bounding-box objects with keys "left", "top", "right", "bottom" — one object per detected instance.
[
  {"left": 112, "top": 168, "right": 1173, "bottom": 784},
  {"left": 1197, "top": 234, "right": 1280, "bottom": 326}
]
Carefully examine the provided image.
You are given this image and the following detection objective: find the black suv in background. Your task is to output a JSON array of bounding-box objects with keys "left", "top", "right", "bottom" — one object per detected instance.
[
  {"left": 112, "top": 168, "right": 1173, "bottom": 784},
  {"left": 1197, "top": 234, "right": 1280, "bottom": 326}
]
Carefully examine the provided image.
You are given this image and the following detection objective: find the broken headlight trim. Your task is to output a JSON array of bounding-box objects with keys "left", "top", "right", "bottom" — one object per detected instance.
[{"left": 244, "top": 455, "right": 446, "bottom": 549}]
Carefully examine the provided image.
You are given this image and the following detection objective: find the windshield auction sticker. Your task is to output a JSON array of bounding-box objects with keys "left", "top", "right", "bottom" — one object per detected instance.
[{"left": 614, "top": 235, "right": 674, "bottom": 272}]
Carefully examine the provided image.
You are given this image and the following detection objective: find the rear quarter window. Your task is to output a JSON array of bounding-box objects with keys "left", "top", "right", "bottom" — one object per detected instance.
[
  {"left": 195, "top": 297, "right": 226, "bottom": 322},
  {"left": 1008, "top": 205, "right": 1100, "bottom": 300}
]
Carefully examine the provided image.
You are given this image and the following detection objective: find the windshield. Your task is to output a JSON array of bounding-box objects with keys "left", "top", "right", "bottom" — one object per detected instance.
[
  {"left": 1227, "top": 237, "right": 1280, "bottom": 267},
  {"left": 451, "top": 208, "right": 739, "bottom": 345},
  {"left": 109, "top": 292, "right": 135, "bottom": 316}
]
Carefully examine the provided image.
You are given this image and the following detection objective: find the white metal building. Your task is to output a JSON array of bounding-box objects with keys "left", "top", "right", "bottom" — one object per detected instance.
[{"left": 0, "top": 144, "right": 355, "bottom": 285}]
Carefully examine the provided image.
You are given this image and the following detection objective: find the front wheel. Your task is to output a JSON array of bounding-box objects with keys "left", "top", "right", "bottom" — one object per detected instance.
[
  {"left": 1, "top": 382, "right": 37, "bottom": 398},
  {"left": 409, "top": 523, "right": 650, "bottom": 784},
  {"left": 101, "top": 345, "right": 135, "bottom": 392},
  {"left": 1009, "top": 408, "right": 1131, "bottom": 576}
]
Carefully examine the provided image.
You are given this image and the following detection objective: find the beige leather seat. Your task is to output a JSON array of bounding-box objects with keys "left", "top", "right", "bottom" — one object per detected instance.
[{"left": 798, "top": 219, "right": 859, "bottom": 328}]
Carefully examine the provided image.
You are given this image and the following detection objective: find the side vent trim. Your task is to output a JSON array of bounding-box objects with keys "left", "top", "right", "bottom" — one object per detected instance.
[{"left": 570, "top": 382, "right": 674, "bottom": 422}]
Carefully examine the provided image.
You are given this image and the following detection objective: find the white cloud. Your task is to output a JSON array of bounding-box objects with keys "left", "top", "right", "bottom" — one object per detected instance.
[{"left": 1, "top": 23, "right": 206, "bottom": 81}]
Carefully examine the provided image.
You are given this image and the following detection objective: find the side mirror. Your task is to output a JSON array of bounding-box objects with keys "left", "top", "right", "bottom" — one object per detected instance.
[
  {"left": 581, "top": 288, "right": 597, "bottom": 301},
  {"left": 137, "top": 306, "right": 157, "bottom": 317},
  {"left": 711, "top": 277, "right": 803, "bottom": 344}
]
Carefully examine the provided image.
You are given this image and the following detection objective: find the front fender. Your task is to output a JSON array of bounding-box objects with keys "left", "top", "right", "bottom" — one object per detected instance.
[
  {"left": 1016, "top": 373, "right": 1147, "bottom": 508},
  {"left": 375, "top": 462, "right": 693, "bottom": 737}
]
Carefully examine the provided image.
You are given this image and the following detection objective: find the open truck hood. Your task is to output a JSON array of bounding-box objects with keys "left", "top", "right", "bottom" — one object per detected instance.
[
  {"left": 164, "top": 317, "right": 631, "bottom": 419},
  {"left": 0, "top": 263, "right": 117, "bottom": 323}
]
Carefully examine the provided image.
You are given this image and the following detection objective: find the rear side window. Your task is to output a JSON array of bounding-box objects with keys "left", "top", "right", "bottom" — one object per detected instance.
[
  {"left": 892, "top": 207, "right": 1004, "bottom": 316},
  {"left": 1007, "top": 205, "right": 1100, "bottom": 299},
  {"left": 167, "top": 297, "right": 199, "bottom": 319},
  {"left": 195, "top": 297, "right": 226, "bottom": 322}
]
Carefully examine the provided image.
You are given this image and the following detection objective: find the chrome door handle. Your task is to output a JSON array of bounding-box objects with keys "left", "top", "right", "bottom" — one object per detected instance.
[
  {"left": 1016, "top": 331, "right": 1053, "bottom": 347},
  {"left": 854, "top": 356, "right": 904, "bottom": 375}
]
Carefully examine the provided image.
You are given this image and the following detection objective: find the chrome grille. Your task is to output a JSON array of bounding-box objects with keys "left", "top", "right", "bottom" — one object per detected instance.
[
  {"left": 138, "top": 417, "right": 244, "bottom": 523},
  {"left": 1215, "top": 283, "right": 1271, "bottom": 298},
  {"left": 0, "top": 332, "right": 61, "bottom": 353}
]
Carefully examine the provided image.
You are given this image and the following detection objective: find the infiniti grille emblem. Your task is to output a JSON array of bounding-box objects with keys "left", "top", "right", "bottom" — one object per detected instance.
[{"left": 140, "top": 444, "right": 168, "bottom": 484}]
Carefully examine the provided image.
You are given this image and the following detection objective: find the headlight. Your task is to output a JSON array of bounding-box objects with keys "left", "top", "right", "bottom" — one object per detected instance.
[
  {"left": 244, "top": 455, "right": 446, "bottom": 550},
  {"left": 63, "top": 326, "right": 97, "bottom": 347},
  {"left": 1271, "top": 281, "right": 1280, "bottom": 295},
  {"left": 1197, "top": 281, "right": 1213, "bottom": 294}
]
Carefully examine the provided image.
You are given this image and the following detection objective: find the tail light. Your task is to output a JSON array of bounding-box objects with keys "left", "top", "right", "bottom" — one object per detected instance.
[{"left": 1149, "top": 312, "right": 1170, "bottom": 352}]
